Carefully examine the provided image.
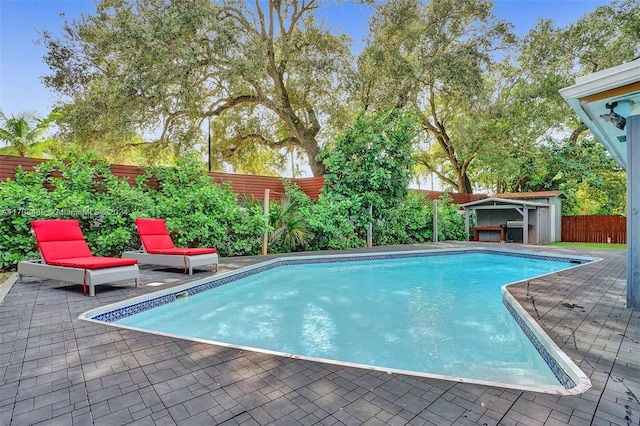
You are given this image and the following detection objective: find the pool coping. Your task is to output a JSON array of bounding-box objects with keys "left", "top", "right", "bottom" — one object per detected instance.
[{"left": 78, "top": 247, "right": 598, "bottom": 396}]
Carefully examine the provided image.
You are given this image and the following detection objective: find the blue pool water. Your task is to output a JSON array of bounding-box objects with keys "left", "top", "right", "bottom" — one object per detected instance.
[{"left": 114, "top": 252, "right": 581, "bottom": 387}]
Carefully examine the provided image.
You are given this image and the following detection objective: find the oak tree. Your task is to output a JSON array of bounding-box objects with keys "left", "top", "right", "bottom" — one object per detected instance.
[
  {"left": 355, "top": 0, "right": 514, "bottom": 193},
  {"left": 41, "top": 0, "right": 354, "bottom": 175}
]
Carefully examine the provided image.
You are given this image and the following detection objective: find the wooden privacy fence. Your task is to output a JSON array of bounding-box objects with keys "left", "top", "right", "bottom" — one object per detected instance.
[
  {"left": 0, "top": 154, "right": 324, "bottom": 201},
  {"left": 1, "top": 155, "right": 490, "bottom": 205},
  {"left": 562, "top": 215, "right": 627, "bottom": 244}
]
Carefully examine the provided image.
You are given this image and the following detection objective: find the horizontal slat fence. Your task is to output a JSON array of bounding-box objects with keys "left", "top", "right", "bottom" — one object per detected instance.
[
  {"left": 562, "top": 215, "right": 627, "bottom": 244},
  {"left": 0, "top": 154, "right": 324, "bottom": 200},
  {"left": 1, "top": 155, "right": 478, "bottom": 205}
]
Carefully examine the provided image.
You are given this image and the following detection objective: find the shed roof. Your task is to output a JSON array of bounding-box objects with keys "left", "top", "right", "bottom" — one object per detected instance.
[
  {"left": 493, "top": 191, "right": 565, "bottom": 200},
  {"left": 460, "top": 197, "right": 549, "bottom": 209}
]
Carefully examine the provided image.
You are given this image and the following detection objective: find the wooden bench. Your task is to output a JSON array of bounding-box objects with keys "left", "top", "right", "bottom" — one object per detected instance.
[{"left": 474, "top": 226, "right": 506, "bottom": 242}]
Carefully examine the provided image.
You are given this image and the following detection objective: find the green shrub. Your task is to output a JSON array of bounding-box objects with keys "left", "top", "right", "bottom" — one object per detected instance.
[
  {"left": 0, "top": 153, "right": 269, "bottom": 271},
  {"left": 373, "top": 191, "right": 435, "bottom": 245},
  {"left": 0, "top": 176, "right": 44, "bottom": 268},
  {"left": 303, "top": 192, "right": 365, "bottom": 250},
  {"left": 436, "top": 192, "right": 468, "bottom": 241},
  {"left": 0, "top": 151, "right": 468, "bottom": 271},
  {"left": 144, "top": 154, "right": 268, "bottom": 257}
]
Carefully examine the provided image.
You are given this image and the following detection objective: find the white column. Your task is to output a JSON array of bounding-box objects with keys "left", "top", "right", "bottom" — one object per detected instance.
[
  {"left": 262, "top": 189, "right": 270, "bottom": 255},
  {"left": 433, "top": 200, "right": 438, "bottom": 243},
  {"left": 627, "top": 114, "right": 640, "bottom": 309},
  {"left": 522, "top": 208, "right": 529, "bottom": 245},
  {"left": 464, "top": 209, "right": 470, "bottom": 241}
]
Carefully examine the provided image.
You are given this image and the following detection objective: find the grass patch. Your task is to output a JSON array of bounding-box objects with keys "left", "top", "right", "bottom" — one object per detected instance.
[{"left": 548, "top": 242, "right": 626, "bottom": 250}]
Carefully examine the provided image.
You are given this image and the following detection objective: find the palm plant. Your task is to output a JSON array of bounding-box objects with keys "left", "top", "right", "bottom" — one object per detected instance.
[
  {"left": 0, "top": 110, "right": 51, "bottom": 157},
  {"left": 268, "top": 194, "right": 313, "bottom": 252}
]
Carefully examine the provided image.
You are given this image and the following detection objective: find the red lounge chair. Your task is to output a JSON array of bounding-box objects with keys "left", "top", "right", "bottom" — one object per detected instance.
[
  {"left": 17, "top": 219, "right": 139, "bottom": 296},
  {"left": 122, "top": 218, "right": 218, "bottom": 275}
]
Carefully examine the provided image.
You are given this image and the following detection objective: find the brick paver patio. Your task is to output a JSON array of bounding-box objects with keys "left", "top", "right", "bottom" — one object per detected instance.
[{"left": 1, "top": 242, "right": 638, "bottom": 425}]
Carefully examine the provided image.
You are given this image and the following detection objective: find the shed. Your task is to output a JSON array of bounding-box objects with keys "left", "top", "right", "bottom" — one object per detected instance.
[{"left": 460, "top": 191, "right": 564, "bottom": 245}]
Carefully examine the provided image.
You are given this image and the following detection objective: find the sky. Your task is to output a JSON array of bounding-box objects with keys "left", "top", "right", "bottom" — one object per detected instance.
[{"left": 0, "top": 0, "right": 613, "bottom": 120}]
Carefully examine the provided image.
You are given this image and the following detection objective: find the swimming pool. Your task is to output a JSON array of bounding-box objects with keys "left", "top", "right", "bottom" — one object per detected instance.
[{"left": 80, "top": 248, "right": 595, "bottom": 394}]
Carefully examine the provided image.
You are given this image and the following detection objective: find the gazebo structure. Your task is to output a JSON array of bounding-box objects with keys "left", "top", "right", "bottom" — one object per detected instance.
[{"left": 560, "top": 59, "right": 640, "bottom": 309}]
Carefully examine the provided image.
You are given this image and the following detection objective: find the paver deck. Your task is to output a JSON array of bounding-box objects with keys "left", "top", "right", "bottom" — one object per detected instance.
[{"left": 1, "top": 242, "right": 638, "bottom": 425}]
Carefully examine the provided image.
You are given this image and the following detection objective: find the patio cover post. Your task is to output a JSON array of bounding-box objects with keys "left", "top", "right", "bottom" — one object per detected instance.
[
  {"left": 464, "top": 209, "right": 470, "bottom": 241},
  {"left": 522, "top": 208, "right": 529, "bottom": 245},
  {"left": 628, "top": 114, "right": 640, "bottom": 309},
  {"left": 433, "top": 199, "right": 438, "bottom": 243},
  {"left": 262, "top": 189, "right": 270, "bottom": 255}
]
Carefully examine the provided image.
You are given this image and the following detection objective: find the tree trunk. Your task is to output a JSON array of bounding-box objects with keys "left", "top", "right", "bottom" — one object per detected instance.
[
  {"left": 457, "top": 173, "right": 473, "bottom": 194},
  {"left": 266, "top": 51, "right": 326, "bottom": 176},
  {"left": 298, "top": 136, "right": 326, "bottom": 176},
  {"left": 432, "top": 128, "right": 474, "bottom": 194},
  {"left": 569, "top": 122, "right": 588, "bottom": 144},
  {"left": 418, "top": 101, "right": 474, "bottom": 194}
]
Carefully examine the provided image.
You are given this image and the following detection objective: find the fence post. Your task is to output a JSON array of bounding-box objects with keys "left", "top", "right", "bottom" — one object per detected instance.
[
  {"left": 367, "top": 205, "right": 373, "bottom": 248},
  {"left": 262, "top": 189, "right": 270, "bottom": 255},
  {"left": 433, "top": 199, "right": 438, "bottom": 243}
]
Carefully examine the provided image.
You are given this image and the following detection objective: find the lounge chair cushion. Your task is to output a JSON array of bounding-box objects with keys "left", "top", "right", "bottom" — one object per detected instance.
[
  {"left": 136, "top": 218, "right": 177, "bottom": 250},
  {"left": 135, "top": 218, "right": 217, "bottom": 254},
  {"left": 32, "top": 219, "right": 94, "bottom": 263},
  {"left": 146, "top": 247, "right": 218, "bottom": 256},
  {"left": 140, "top": 234, "right": 176, "bottom": 250},
  {"left": 26, "top": 219, "right": 139, "bottom": 296},
  {"left": 48, "top": 256, "right": 138, "bottom": 269},
  {"left": 32, "top": 219, "right": 138, "bottom": 269}
]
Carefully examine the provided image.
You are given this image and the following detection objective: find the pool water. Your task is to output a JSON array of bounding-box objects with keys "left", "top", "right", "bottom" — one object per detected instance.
[{"left": 114, "top": 252, "right": 577, "bottom": 386}]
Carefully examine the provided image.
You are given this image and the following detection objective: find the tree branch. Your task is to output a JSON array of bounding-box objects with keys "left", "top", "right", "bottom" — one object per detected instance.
[
  {"left": 206, "top": 95, "right": 262, "bottom": 117},
  {"left": 227, "top": 133, "right": 297, "bottom": 156},
  {"left": 417, "top": 157, "right": 458, "bottom": 189},
  {"left": 306, "top": 106, "right": 320, "bottom": 135}
]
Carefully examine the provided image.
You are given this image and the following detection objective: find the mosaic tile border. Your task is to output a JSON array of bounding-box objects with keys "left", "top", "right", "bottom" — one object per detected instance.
[{"left": 503, "top": 299, "right": 576, "bottom": 389}]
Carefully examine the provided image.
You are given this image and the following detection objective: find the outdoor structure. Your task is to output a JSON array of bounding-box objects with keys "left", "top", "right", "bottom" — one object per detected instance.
[
  {"left": 560, "top": 58, "right": 640, "bottom": 309},
  {"left": 460, "top": 191, "right": 563, "bottom": 245}
]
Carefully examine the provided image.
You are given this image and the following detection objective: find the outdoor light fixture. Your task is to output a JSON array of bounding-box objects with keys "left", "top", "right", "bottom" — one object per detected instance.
[{"left": 600, "top": 101, "right": 627, "bottom": 130}]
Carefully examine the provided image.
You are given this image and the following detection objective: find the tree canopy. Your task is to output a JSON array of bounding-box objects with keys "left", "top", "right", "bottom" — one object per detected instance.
[
  {"left": 470, "top": 0, "right": 639, "bottom": 207},
  {"left": 41, "top": 0, "right": 356, "bottom": 175},
  {"left": 35, "top": 0, "right": 639, "bottom": 213},
  {"left": 355, "top": 0, "right": 515, "bottom": 193}
]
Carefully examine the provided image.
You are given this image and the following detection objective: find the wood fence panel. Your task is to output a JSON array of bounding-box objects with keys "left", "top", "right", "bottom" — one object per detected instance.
[
  {"left": 1, "top": 155, "right": 50, "bottom": 178},
  {"left": 208, "top": 172, "right": 286, "bottom": 200},
  {"left": 0, "top": 154, "right": 320, "bottom": 200},
  {"left": 562, "top": 215, "right": 626, "bottom": 244},
  {"left": 292, "top": 177, "right": 325, "bottom": 200}
]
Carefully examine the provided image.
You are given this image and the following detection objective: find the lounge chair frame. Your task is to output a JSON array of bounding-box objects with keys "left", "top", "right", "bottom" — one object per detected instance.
[
  {"left": 122, "top": 218, "right": 219, "bottom": 275},
  {"left": 122, "top": 249, "right": 218, "bottom": 275},
  {"left": 17, "top": 219, "right": 139, "bottom": 296},
  {"left": 18, "top": 259, "right": 139, "bottom": 297}
]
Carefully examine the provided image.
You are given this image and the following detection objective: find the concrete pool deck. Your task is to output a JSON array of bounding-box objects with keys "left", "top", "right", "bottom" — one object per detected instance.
[{"left": 1, "top": 242, "right": 638, "bottom": 425}]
